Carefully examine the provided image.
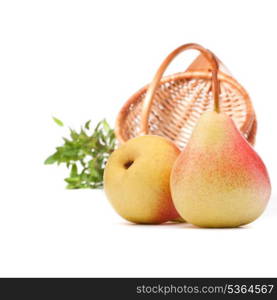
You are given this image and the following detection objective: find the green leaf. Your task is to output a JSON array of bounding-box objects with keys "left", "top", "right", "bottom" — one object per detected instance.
[
  {"left": 70, "top": 129, "right": 79, "bottom": 140},
  {"left": 70, "top": 164, "right": 78, "bottom": 177},
  {"left": 44, "top": 152, "right": 59, "bottom": 164},
  {"left": 102, "top": 119, "right": 110, "bottom": 132},
  {"left": 66, "top": 183, "right": 79, "bottom": 189},
  {"left": 85, "top": 120, "right": 91, "bottom": 130},
  {"left": 64, "top": 176, "right": 81, "bottom": 184},
  {"left": 52, "top": 116, "right": 64, "bottom": 127}
]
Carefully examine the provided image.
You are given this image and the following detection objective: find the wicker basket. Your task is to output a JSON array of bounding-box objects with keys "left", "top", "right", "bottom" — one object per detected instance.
[{"left": 115, "top": 43, "right": 257, "bottom": 149}]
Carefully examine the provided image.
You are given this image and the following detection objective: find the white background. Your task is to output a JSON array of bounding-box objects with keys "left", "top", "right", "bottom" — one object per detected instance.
[{"left": 0, "top": 0, "right": 276, "bottom": 277}]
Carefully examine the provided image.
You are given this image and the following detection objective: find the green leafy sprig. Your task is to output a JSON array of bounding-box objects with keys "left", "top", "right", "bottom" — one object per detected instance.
[{"left": 45, "top": 117, "right": 116, "bottom": 189}]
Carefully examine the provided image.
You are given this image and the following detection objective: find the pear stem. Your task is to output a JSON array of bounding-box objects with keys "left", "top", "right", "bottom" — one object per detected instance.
[{"left": 211, "top": 69, "right": 220, "bottom": 113}]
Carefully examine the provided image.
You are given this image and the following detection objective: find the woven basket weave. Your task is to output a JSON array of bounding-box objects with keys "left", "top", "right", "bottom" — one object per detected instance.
[{"left": 115, "top": 43, "right": 257, "bottom": 149}]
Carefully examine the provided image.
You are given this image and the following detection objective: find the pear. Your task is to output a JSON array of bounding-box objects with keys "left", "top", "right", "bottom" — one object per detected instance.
[
  {"left": 170, "top": 111, "right": 271, "bottom": 228},
  {"left": 104, "top": 135, "right": 181, "bottom": 224}
]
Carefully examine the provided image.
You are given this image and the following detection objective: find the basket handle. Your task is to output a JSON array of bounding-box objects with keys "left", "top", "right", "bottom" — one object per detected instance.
[{"left": 140, "top": 43, "right": 220, "bottom": 135}]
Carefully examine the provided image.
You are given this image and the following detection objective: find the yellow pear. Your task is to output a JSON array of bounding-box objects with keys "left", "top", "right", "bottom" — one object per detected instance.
[
  {"left": 170, "top": 111, "right": 271, "bottom": 228},
  {"left": 104, "top": 135, "right": 180, "bottom": 224}
]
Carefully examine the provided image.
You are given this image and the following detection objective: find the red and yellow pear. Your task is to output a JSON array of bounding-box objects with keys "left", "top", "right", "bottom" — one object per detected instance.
[{"left": 170, "top": 108, "right": 271, "bottom": 228}]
